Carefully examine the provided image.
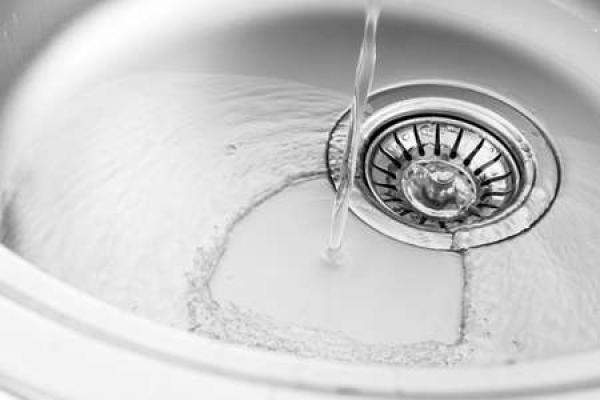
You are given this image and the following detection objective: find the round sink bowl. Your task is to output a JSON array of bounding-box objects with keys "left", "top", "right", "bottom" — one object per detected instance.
[{"left": 1, "top": 0, "right": 600, "bottom": 399}]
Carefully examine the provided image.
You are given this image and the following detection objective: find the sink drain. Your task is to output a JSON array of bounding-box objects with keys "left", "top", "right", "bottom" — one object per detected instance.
[
  {"left": 365, "top": 115, "right": 524, "bottom": 231},
  {"left": 326, "top": 83, "right": 560, "bottom": 250}
]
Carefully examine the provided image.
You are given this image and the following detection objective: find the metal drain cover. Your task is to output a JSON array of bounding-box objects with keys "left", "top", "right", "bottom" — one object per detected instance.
[
  {"left": 366, "top": 116, "right": 523, "bottom": 232},
  {"left": 326, "top": 83, "right": 560, "bottom": 250}
]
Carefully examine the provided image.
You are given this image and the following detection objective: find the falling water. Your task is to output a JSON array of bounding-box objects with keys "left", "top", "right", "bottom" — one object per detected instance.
[{"left": 326, "top": 0, "right": 382, "bottom": 258}]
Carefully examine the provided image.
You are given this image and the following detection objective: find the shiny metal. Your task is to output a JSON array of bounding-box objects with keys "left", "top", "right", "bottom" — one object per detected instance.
[
  {"left": 363, "top": 116, "right": 523, "bottom": 231},
  {"left": 327, "top": 84, "right": 559, "bottom": 250}
]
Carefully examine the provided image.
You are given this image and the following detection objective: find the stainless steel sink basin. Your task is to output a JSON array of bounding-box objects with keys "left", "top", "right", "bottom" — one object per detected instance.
[{"left": 2, "top": 0, "right": 600, "bottom": 399}]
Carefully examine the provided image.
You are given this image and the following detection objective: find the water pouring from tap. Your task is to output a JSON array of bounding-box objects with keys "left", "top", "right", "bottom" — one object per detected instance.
[{"left": 326, "top": 0, "right": 382, "bottom": 261}]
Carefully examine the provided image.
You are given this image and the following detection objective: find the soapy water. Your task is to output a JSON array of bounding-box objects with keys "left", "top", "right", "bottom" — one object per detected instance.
[
  {"left": 3, "top": 70, "right": 600, "bottom": 366},
  {"left": 0, "top": 73, "right": 466, "bottom": 366},
  {"left": 327, "top": 0, "right": 381, "bottom": 258}
]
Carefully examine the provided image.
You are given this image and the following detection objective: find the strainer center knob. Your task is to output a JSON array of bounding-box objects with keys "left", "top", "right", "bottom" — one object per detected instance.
[{"left": 402, "top": 160, "right": 477, "bottom": 219}]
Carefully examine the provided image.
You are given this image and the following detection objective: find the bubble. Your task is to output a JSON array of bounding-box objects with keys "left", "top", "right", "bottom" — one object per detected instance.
[{"left": 225, "top": 143, "right": 238, "bottom": 155}]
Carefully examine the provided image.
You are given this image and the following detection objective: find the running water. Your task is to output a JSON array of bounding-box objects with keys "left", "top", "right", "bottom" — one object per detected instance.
[{"left": 326, "top": 0, "right": 382, "bottom": 259}]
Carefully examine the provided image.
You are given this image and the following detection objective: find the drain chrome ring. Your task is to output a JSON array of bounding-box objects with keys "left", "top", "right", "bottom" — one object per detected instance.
[{"left": 326, "top": 82, "right": 560, "bottom": 250}]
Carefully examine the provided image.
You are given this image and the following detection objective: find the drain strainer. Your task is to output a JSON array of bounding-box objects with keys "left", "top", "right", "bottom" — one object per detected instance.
[
  {"left": 365, "top": 116, "right": 523, "bottom": 231},
  {"left": 326, "top": 83, "right": 560, "bottom": 250}
]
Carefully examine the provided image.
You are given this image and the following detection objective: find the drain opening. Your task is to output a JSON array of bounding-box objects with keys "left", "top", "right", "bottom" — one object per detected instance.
[
  {"left": 326, "top": 83, "right": 560, "bottom": 250},
  {"left": 365, "top": 115, "right": 523, "bottom": 232}
]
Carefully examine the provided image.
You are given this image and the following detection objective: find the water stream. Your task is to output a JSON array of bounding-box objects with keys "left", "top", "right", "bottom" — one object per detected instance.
[{"left": 327, "top": 0, "right": 381, "bottom": 258}]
